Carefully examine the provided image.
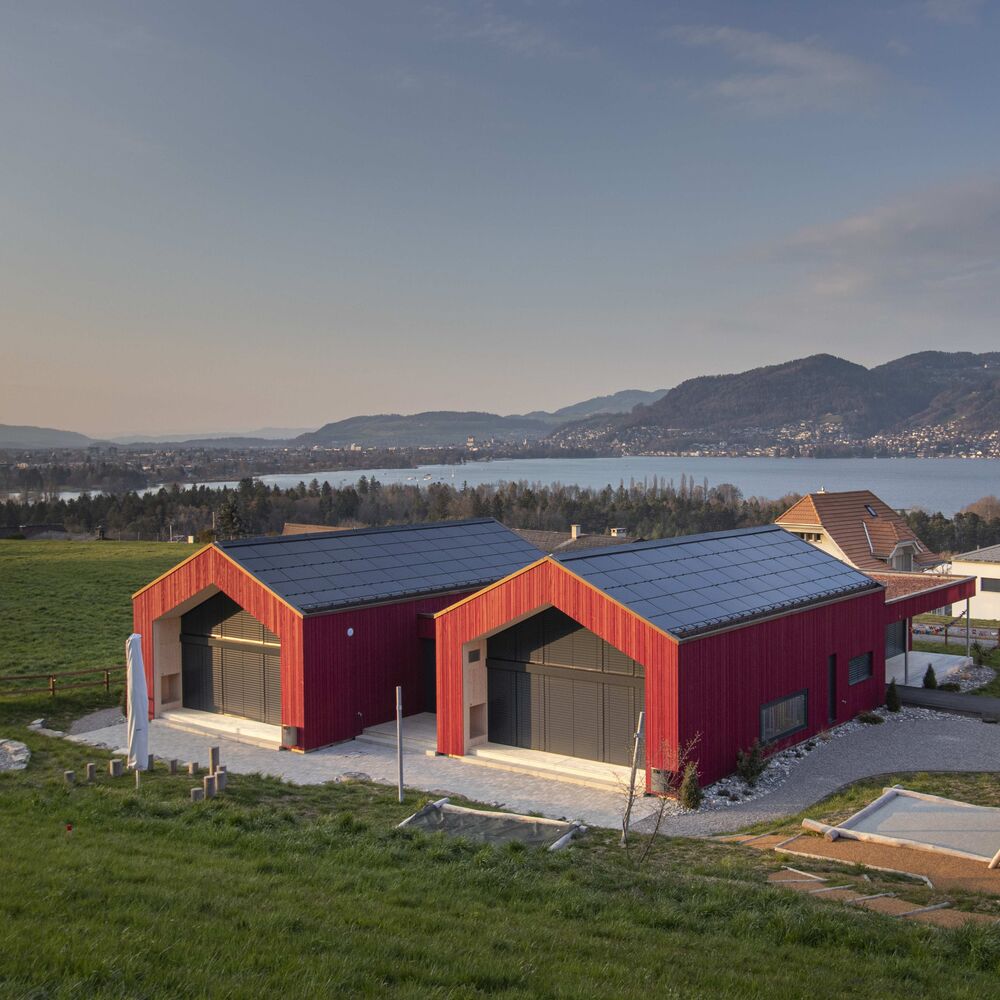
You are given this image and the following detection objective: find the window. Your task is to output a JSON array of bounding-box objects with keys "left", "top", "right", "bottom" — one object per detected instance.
[
  {"left": 982, "top": 577, "right": 1000, "bottom": 593},
  {"left": 849, "top": 651, "right": 873, "bottom": 685},
  {"left": 864, "top": 504, "right": 878, "bottom": 517},
  {"left": 761, "top": 691, "right": 808, "bottom": 743},
  {"left": 467, "top": 648, "right": 481, "bottom": 663}
]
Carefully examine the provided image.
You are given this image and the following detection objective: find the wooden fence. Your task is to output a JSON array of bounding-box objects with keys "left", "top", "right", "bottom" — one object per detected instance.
[{"left": 0, "top": 666, "right": 123, "bottom": 698}]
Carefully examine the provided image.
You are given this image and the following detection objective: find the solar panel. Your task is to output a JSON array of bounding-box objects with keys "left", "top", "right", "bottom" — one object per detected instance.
[
  {"left": 218, "top": 519, "right": 543, "bottom": 615},
  {"left": 556, "top": 525, "right": 878, "bottom": 638}
]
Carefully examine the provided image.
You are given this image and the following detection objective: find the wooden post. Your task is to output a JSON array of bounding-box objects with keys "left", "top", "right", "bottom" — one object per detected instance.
[
  {"left": 190, "top": 787, "right": 204, "bottom": 802},
  {"left": 396, "top": 686, "right": 404, "bottom": 804},
  {"left": 168, "top": 759, "right": 178, "bottom": 775},
  {"left": 215, "top": 767, "right": 227, "bottom": 793},
  {"left": 209, "top": 746, "right": 220, "bottom": 775},
  {"left": 104, "top": 669, "right": 110, "bottom": 692},
  {"left": 187, "top": 761, "right": 198, "bottom": 776},
  {"left": 85, "top": 763, "right": 96, "bottom": 783},
  {"left": 109, "top": 759, "right": 123, "bottom": 778},
  {"left": 49, "top": 676, "right": 56, "bottom": 697},
  {"left": 203, "top": 774, "right": 217, "bottom": 799},
  {"left": 966, "top": 598, "right": 972, "bottom": 659}
]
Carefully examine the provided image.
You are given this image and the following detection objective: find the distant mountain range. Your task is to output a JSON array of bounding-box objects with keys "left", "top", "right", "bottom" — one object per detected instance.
[
  {"left": 4, "top": 353, "right": 999, "bottom": 453},
  {"left": 0, "top": 388, "right": 669, "bottom": 451},
  {"left": 551, "top": 351, "right": 1000, "bottom": 450}
]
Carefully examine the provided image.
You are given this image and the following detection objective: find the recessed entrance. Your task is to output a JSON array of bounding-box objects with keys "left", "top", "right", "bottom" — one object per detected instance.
[
  {"left": 180, "top": 593, "right": 281, "bottom": 725},
  {"left": 486, "top": 608, "right": 644, "bottom": 766}
]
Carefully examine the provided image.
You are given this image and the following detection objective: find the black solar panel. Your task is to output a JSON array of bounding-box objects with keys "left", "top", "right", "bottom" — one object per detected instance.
[
  {"left": 556, "top": 525, "right": 878, "bottom": 638},
  {"left": 219, "top": 519, "right": 543, "bottom": 614}
]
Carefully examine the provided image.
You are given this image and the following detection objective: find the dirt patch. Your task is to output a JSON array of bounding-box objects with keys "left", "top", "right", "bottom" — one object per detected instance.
[{"left": 777, "top": 833, "right": 1000, "bottom": 896}]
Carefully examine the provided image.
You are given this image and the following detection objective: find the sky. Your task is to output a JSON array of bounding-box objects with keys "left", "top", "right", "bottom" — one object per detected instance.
[{"left": 2, "top": 0, "right": 999, "bottom": 437}]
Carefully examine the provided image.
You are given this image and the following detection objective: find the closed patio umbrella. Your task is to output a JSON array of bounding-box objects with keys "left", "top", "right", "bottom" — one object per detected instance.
[{"left": 125, "top": 634, "right": 149, "bottom": 771}]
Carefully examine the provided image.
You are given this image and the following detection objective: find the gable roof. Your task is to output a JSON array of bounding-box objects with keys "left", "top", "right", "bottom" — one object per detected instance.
[
  {"left": 555, "top": 525, "right": 879, "bottom": 639},
  {"left": 952, "top": 543, "right": 1000, "bottom": 564},
  {"left": 218, "top": 518, "right": 544, "bottom": 614},
  {"left": 776, "top": 490, "right": 941, "bottom": 572}
]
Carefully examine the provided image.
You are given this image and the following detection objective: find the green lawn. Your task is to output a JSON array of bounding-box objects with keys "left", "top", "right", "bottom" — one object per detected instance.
[
  {"left": 0, "top": 539, "right": 191, "bottom": 688},
  {"left": 1, "top": 733, "right": 999, "bottom": 999}
]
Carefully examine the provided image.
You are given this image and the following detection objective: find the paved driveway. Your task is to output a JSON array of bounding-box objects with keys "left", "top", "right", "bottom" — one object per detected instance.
[{"left": 67, "top": 712, "right": 999, "bottom": 836}]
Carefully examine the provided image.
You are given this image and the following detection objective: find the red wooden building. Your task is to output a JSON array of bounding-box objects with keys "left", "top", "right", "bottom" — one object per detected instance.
[
  {"left": 131, "top": 519, "right": 542, "bottom": 750},
  {"left": 433, "top": 526, "right": 976, "bottom": 787}
]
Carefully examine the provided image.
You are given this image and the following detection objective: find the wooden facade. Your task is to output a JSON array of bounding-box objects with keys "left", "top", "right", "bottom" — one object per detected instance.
[{"left": 434, "top": 557, "right": 895, "bottom": 787}]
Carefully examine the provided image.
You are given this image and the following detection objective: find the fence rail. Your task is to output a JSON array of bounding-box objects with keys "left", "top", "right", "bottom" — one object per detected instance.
[{"left": 0, "top": 666, "right": 124, "bottom": 698}]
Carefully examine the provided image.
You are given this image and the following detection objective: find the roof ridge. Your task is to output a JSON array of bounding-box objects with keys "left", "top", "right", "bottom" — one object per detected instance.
[
  {"left": 556, "top": 524, "right": 783, "bottom": 562},
  {"left": 218, "top": 517, "right": 496, "bottom": 549}
]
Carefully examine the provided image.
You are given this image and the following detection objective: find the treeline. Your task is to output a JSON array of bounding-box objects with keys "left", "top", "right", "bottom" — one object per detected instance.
[
  {"left": 2, "top": 476, "right": 792, "bottom": 542},
  {"left": 3, "top": 477, "right": 999, "bottom": 554}
]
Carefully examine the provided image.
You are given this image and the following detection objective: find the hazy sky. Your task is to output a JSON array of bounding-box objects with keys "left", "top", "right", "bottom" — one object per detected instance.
[{"left": 3, "top": 1, "right": 999, "bottom": 437}]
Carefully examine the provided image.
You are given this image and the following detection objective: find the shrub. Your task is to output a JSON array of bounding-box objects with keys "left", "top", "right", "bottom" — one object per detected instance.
[
  {"left": 923, "top": 665, "right": 937, "bottom": 689},
  {"left": 857, "top": 711, "right": 884, "bottom": 725},
  {"left": 971, "top": 641, "right": 987, "bottom": 667},
  {"left": 678, "top": 763, "right": 703, "bottom": 811},
  {"left": 885, "top": 678, "right": 901, "bottom": 712},
  {"left": 735, "top": 740, "right": 768, "bottom": 788}
]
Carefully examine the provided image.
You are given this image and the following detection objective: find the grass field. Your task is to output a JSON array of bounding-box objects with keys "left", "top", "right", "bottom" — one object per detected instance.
[
  {"left": 1, "top": 731, "right": 999, "bottom": 999},
  {"left": 0, "top": 539, "right": 191, "bottom": 683}
]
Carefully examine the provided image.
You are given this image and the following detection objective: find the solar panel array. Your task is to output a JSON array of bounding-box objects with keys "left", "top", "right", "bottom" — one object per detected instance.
[
  {"left": 219, "top": 519, "right": 543, "bottom": 614},
  {"left": 556, "top": 525, "right": 878, "bottom": 638}
]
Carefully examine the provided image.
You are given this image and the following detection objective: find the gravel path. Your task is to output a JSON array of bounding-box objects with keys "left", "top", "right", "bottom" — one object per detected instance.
[{"left": 64, "top": 711, "right": 999, "bottom": 835}]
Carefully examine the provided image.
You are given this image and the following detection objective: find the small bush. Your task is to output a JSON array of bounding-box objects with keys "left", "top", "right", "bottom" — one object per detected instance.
[
  {"left": 856, "top": 711, "right": 884, "bottom": 725},
  {"left": 885, "top": 678, "right": 901, "bottom": 712},
  {"left": 735, "top": 740, "right": 768, "bottom": 788},
  {"left": 938, "top": 682, "right": 961, "bottom": 692},
  {"left": 923, "top": 665, "right": 937, "bottom": 689},
  {"left": 678, "top": 763, "right": 703, "bottom": 811},
  {"left": 971, "top": 641, "right": 988, "bottom": 666}
]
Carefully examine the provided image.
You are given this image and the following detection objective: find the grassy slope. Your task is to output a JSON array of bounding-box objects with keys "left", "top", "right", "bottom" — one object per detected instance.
[
  {"left": 1, "top": 733, "right": 999, "bottom": 999},
  {"left": 0, "top": 539, "right": 190, "bottom": 678}
]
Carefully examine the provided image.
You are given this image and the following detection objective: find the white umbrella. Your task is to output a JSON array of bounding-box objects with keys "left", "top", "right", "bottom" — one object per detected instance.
[{"left": 125, "top": 633, "right": 149, "bottom": 771}]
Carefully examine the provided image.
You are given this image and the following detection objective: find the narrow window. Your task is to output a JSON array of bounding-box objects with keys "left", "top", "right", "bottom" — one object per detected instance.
[{"left": 848, "top": 651, "right": 873, "bottom": 685}]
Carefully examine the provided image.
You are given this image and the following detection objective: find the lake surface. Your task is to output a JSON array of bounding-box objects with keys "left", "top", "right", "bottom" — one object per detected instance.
[{"left": 186, "top": 456, "right": 999, "bottom": 517}]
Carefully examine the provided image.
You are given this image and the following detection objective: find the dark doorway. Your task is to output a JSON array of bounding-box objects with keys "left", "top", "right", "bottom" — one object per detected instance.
[{"left": 421, "top": 638, "right": 437, "bottom": 713}]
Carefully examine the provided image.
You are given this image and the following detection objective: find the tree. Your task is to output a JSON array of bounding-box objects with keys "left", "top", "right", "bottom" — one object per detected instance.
[
  {"left": 923, "top": 664, "right": 937, "bottom": 689},
  {"left": 885, "top": 678, "right": 901, "bottom": 712}
]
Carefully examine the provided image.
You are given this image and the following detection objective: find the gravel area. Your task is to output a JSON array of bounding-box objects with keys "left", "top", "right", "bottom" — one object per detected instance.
[
  {"left": 63, "top": 706, "right": 1000, "bottom": 835},
  {"left": 68, "top": 708, "right": 126, "bottom": 735},
  {"left": 950, "top": 664, "right": 997, "bottom": 693}
]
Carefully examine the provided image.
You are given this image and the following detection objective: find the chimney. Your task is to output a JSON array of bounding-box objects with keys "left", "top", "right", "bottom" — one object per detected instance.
[
  {"left": 570, "top": 524, "right": 582, "bottom": 540},
  {"left": 609, "top": 527, "right": 627, "bottom": 538}
]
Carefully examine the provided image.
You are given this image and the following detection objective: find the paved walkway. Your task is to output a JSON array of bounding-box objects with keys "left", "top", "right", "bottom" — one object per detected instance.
[{"left": 66, "top": 713, "right": 1000, "bottom": 836}]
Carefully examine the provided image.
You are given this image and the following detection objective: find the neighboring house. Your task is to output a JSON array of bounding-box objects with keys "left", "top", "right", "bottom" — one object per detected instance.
[
  {"left": 944, "top": 545, "right": 1000, "bottom": 621},
  {"left": 434, "top": 526, "right": 974, "bottom": 787},
  {"left": 132, "top": 519, "right": 543, "bottom": 751},
  {"left": 512, "top": 524, "right": 635, "bottom": 555},
  {"left": 775, "top": 490, "right": 943, "bottom": 573}
]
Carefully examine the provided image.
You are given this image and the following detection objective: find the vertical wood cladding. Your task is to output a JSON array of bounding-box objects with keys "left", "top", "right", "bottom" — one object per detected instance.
[
  {"left": 677, "top": 589, "right": 887, "bottom": 785},
  {"left": 132, "top": 546, "right": 303, "bottom": 729},
  {"left": 434, "top": 560, "right": 679, "bottom": 779},
  {"left": 299, "top": 591, "right": 475, "bottom": 750}
]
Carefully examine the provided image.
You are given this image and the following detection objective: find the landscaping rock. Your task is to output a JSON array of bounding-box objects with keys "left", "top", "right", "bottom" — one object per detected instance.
[{"left": 0, "top": 739, "right": 31, "bottom": 771}]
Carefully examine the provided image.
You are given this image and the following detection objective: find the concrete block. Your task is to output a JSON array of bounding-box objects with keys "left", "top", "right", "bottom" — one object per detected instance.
[
  {"left": 85, "top": 763, "right": 96, "bottom": 783},
  {"left": 64, "top": 770, "right": 75, "bottom": 785},
  {"left": 168, "top": 759, "right": 178, "bottom": 775},
  {"left": 109, "top": 759, "right": 123, "bottom": 778},
  {"left": 190, "top": 787, "right": 205, "bottom": 802},
  {"left": 187, "top": 761, "right": 198, "bottom": 776},
  {"left": 215, "top": 769, "right": 227, "bottom": 792},
  {"left": 209, "top": 746, "right": 220, "bottom": 774},
  {"left": 203, "top": 774, "right": 217, "bottom": 799}
]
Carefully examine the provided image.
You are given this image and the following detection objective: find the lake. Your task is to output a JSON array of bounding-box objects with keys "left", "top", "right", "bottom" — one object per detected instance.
[{"left": 184, "top": 456, "right": 999, "bottom": 517}]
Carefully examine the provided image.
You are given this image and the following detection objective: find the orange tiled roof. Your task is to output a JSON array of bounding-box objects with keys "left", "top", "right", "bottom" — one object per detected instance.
[
  {"left": 868, "top": 572, "right": 969, "bottom": 602},
  {"left": 775, "top": 489, "right": 942, "bottom": 572}
]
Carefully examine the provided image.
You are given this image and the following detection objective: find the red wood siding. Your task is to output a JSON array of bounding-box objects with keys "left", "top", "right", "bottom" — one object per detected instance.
[
  {"left": 300, "top": 591, "right": 475, "bottom": 750},
  {"left": 678, "top": 590, "right": 886, "bottom": 785},
  {"left": 434, "top": 560, "right": 680, "bottom": 778},
  {"left": 883, "top": 578, "right": 976, "bottom": 624},
  {"left": 132, "top": 546, "right": 304, "bottom": 729}
]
